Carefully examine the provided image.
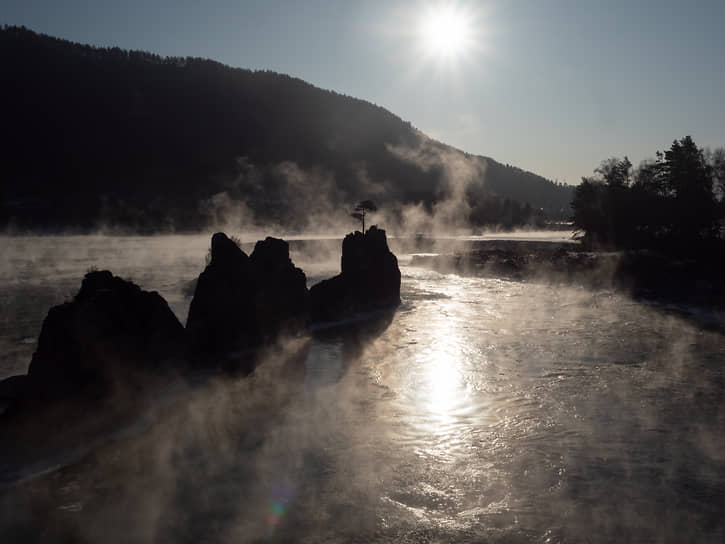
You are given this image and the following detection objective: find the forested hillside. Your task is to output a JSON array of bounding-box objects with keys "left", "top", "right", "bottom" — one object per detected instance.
[{"left": 1, "top": 26, "right": 572, "bottom": 232}]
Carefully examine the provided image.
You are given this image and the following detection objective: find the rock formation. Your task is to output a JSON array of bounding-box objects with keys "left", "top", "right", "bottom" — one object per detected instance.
[
  {"left": 21, "top": 270, "right": 186, "bottom": 404},
  {"left": 310, "top": 226, "right": 401, "bottom": 322},
  {"left": 186, "top": 233, "right": 309, "bottom": 360},
  {"left": 248, "top": 236, "right": 310, "bottom": 343},
  {"left": 3, "top": 230, "right": 400, "bottom": 416},
  {"left": 0, "top": 375, "right": 27, "bottom": 415}
]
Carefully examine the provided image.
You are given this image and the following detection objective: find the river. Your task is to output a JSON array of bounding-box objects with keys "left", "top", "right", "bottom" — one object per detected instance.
[{"left": 1, "top": 234, "right": 724, "bottom": 542}]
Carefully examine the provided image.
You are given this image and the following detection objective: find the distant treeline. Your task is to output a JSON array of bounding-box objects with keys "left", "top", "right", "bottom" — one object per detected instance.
[
  {"left": 571, "top": 136, "right": 725, "bottom": 251},
  {"left": 0, "top": 26, "right": 572, "bottom": 232}
]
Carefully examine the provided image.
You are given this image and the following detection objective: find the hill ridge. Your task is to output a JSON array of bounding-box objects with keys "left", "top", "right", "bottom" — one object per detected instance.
[{"left": 1, "top": 25, "right": 572, "bottom": 232}]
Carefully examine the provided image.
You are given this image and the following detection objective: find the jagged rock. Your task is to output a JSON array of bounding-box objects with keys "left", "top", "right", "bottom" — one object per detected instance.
[
  {"left": 186, "top": 233, "right": 309, "bottom": 359},
  {"left": 20, "top": 270, "right": 186, "bottom": 404},
  {"left": 310, "top": 226, "right": 401, "bottom": 322},
  {"left": 248, "top": 237, "right": 309, "bottom": 343},
  {"left": 186, "top": 233, "right": 253, "bottom": 357}
]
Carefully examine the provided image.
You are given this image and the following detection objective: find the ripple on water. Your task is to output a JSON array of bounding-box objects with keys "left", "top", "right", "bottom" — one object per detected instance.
[{"left": 1, "top": 239, "right": 724, "bottom": 542}]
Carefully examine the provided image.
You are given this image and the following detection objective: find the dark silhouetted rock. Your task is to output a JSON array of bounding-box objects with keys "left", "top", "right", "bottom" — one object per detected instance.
[
  {"left": 310, "top": 226, "right": 401, "bottom": 322},
  {"left": 186, "top": 233, "right": 309, "bottom": 360},
  {"left": 186, "top": 233, "right": 253, "bottom": 357},
  {"left": 19, "top": 270, "right": 186, "bottom": 404},
  {"left": 0, "top": 375, "right": 28, "bottom": 414},
  {"left": 248, "top": 237, "right": 310, "bottom": 343}
]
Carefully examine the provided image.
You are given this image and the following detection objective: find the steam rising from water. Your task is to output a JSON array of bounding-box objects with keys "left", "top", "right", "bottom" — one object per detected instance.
[
  {"left": 1, "top": 236, "right": 724, "bottom": 542},
  {"left": 386, "top": 136, "right": 487, "bottom": 234},
  {"left": 193, "top": 133, "right": 488, "bottom": 237}
]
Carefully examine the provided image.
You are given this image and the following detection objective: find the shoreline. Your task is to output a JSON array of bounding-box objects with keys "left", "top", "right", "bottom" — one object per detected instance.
[{"left": 408, "top": 239, "right": 725, "bottom": 320}]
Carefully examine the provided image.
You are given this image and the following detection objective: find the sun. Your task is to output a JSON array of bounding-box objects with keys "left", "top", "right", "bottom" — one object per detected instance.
[{"left": 419, "top": 4, "right": 473, "bottom": 59}]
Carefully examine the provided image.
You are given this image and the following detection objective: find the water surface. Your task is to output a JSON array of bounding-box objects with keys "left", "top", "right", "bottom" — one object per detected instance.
[{"left": 1, "top": 235, "right": 723, "bottom": 542}]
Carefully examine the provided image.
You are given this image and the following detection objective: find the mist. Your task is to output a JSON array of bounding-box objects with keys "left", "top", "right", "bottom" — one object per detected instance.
[
  {"left": 1, "top": 233, "right": 724, "bottom": 542},
  {"left": 191, "top": 132, "right": 495, "bottom": 242},
  {"left": 3, "top": 239, "right": 724, "bottom": 541},
  {"left": 2, "top": 23, "right": 724, "bottom": 544},
  {"left": 385, "top": 136, "right": 487, "bottom": 234}
]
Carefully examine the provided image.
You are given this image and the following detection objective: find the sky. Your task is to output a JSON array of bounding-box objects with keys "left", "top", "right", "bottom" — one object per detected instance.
[{"left": 2, "top": 0, "right": 724, "bottom": 185}]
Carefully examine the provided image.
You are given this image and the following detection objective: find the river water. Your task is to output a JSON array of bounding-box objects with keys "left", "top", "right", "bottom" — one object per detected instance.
[{"left": 1, "top": 234, "right": 724, "bottom": 542}]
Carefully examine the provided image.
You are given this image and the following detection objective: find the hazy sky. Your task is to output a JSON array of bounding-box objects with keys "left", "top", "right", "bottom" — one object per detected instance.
[{"left": 3, "top": 0, "right": 724, "bottom": 185}]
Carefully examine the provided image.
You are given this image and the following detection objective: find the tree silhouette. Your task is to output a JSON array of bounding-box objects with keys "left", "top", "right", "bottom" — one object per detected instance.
[
  {"left": 571, "top": 135, "right": 722, "bottom": 251},
  {"left": 663, "top": 136, "right": 717, "bottom": 240},
  {"left": 596, "top": 156, "right": 632, "bottom": 188},
  {"left": 351, "top": 200, "right": 377, "bottom": 232}
]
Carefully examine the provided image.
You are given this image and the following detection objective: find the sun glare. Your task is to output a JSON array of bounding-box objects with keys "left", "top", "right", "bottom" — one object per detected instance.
[{"left": 419, "top": 4, "right": 473, "bottom": 59}]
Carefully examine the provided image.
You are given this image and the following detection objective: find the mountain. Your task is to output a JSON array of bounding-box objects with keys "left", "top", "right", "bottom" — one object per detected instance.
[{"left": 0, "top": 26, "right": 573, "bottom": 232}]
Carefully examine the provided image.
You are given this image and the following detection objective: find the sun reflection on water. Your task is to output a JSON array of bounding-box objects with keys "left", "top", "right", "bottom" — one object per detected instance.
[
  {"left": 419, "top": 297, "right": 468, "bottom": 426},
  {"left": 425, "top": 342, "right": 461, "bottom": 418}
]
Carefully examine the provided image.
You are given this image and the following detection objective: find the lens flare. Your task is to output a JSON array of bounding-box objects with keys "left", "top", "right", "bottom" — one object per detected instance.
[{"left": 266, "top": 482, "right": 295, "bottom": 528}]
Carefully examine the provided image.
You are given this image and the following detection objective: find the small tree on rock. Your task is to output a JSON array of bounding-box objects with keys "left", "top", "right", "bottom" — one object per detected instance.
[{"left": 351, "top": 200, "right": 377, "bottom": 233}]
